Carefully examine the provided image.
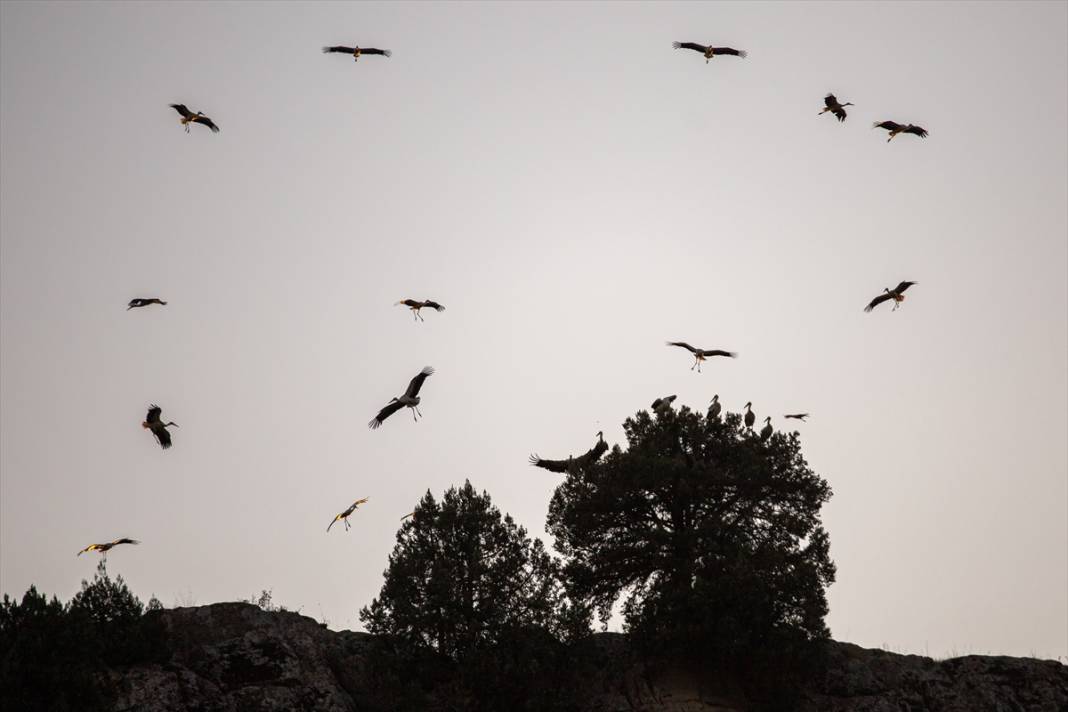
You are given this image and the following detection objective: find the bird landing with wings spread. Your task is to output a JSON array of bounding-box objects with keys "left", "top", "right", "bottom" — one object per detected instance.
[
  {"left": 529, "top": 432, "right": 608, "bottom": 474},
  {"left": 864, "top": 281, "right": 917, "bottom": 312},
  {"left": 666, "top": 342, "right": 737, "bottom": 372},
  {"left": 369, "top": 367, "right": 434, "bottom": 429},
  {"left": 327, "top": 498, "right": 369, "bottom": 532},
  {"left": 77, "top": 538, "right": 139, "bottom": 559},
  {"left": 169, "top": 104, "right": 219, "bottom": 133},
  {"left": 396, "top": 299, "right": 445, "bottom": 322}
]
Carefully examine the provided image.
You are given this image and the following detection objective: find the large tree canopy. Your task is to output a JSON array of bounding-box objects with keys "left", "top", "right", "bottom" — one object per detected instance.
[{"left": 547, "top": 405, "right": 835, "bottom": 657}]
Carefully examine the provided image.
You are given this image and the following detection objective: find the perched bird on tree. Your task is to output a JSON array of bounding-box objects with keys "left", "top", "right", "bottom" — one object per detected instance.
[
  {"left": 708, "top": 395, "right": 722, "bottom": 420},
  {"left": 864, "top": 281, "right": 918, "bottom": 312},
  {"left": 77, "top": 538, "right": 139, "bottom": 559},
  {"left": 322, "top": 45, "right": 392, "bottom": 62},
  {"left": 169, "top": 104, "right": 219, "bottom": 133},
  {"left": 784, "top": 413, "right": 809, "bottom": 422},
  {"left": 369, "top": 367, "right": 434, "bottom": 429},
  {"left": 820, "top": 94, "right": 853, "bottom": 122},
  {"left": 672, "top": 42, "right": 747, "bottom": 62},
  {"left": 744, "top": 402, "right": 755, "bottom": 429},
  {"left": 529, "top": 432, "right": 607, "bottom": 474},
  {"left": 873, "top": 121, "right": 927, "bottom": 142},
  {"left": 127, "top": 298, "right": 167, "bottom": 310},
  {"left": 142, "top": 405, "right": 178, "bottom": 449},
  {"left": 396, "top": 299, "right": 445, "bottom": 322},
  {"left": 759, "top": 417, "right": 773, "bottom": 441},
  {"left": 666, "top": 342, "right": 736, "bottom": 373},
  {"left": 651, "top": 395, "right": 677, "bottom": 414},
  {"left": 327, "top": 498, "right": 370, "bottom": 532}
]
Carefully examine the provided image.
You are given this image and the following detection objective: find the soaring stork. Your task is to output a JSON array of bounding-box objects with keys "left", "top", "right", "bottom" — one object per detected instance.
[
  {"left": 708, "top": 394, "right": 722, "bottom": 420},
  {"left": 396, "top": 299, "right": 445, "bottom": 322},
  {"left": 529, "top": 432, "right": 607, "bottom": 474},
  {"left": 873, "top": 121, "right": 928, "bottom": 142},
  {"left": 672, "top": 42, "right": 747, "bottom": 62},
  {"left": 127, "top": 298, "right": 167, "bottom": 310},
  {"left": 142, "top": 405, "right": 178, "bottom": 449},
  {"left": 744, "top": 402, "right": 755, "bottom": 429},
  {"left": 322, "top": 45, "right": 392, "bottom": 62},
  {"left": 759, "top": 417, "right": 773, "bottom": 441},
  {"left": 369, "top": 367, "right": 434, "bottom": 429},
  {"left": 820, "top": 94, "right": 853, "bottom": 122},
  {"left": 169, "top": 104, "right": 219, "bottom": 133},
  {"left": 327, "top": 498, "right": 369, "bottom": 532},
  {"left": 864, "top": 281, "right": 917, "bottom": 312},
  {"left": 784, "top": 413, "right": 809, "bottom": 422},
  {"left": 651, "top": 395, "right": 677, "bottom": 415},
  {"left": 666, "top": 342, "right": 737, "bottom": 373},
  {"left": 77, "top": 538, "right": 139, "bottom": 559}
]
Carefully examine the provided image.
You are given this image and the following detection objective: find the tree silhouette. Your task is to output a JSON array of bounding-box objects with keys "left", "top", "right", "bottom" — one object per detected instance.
[{"left": 547, "top": 405, "right": 835, "bottom": 660}]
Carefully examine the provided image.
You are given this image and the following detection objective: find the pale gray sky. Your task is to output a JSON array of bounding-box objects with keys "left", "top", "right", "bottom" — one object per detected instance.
[{"left": 1, "top": 1, "right": 1065, "bottom": 659}]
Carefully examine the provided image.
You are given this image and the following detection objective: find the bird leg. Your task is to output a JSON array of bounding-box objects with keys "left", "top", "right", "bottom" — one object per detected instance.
[
  {"left": 344, "top": 518, "right": 350, "bottom": 531},
  {"left": 416, "top": 311, "right": 424, "bottom": 322}
]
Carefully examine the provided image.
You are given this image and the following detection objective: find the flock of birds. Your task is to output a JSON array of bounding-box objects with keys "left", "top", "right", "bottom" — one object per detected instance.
[{"left": 77, "top": 37, "right": 926, "bottom": 559}]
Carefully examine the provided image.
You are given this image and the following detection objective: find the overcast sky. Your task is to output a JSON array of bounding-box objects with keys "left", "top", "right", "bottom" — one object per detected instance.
[{"left": 1, "top": 1, "right": 1065, "bottom": 660}]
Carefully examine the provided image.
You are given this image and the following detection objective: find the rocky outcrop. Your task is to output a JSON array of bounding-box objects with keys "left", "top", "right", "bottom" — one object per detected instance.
[{"left": 108, "top": 603, "right": 1067, "bottom": 712}]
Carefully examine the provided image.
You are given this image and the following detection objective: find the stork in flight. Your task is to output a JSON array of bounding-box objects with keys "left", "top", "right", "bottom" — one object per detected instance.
[
  {"left": 169, "top": 104, "right": 219, "bottom": 133},
  {"left": 143, "top": 404, "right": 178, "bottom": 449},
  {"left": 666, "top": 342, "right": 737, "bottom": 372},
  {"left": 396, "top": 299, "right": 445, "bottom": 322},
  {"left": 784, "top": 413, "right": 809, "bottom": 422},
  {"left": 873, "top": 121, "right": 928, "bottom": 142},
  {"left": 327, "top": 498, "right": 369, "bottom": 532},
  {"left": 864, "top": 281, "right": 917, "bottom": 312},
  {"left": 708, "top": 394, "right": 722, "bottom": 420},
  {"left": 672, "top": 42, "right": 747, "bottom": 62},
  {"left": 820, "top": 94, "right": 853, "bottom": 122},
  {"left": 78, "top": 538, "right": 139, "bottom": 559},
  {"left": 127, "top": 298, "right": 167, "bottom": 310},
  {"left": 322, "top": 45, "right": 392, "bottom": 62},
  {"left": 759, "top": 417, "right": 773, "bottom": 441},
  {"left": 369, "top": 367, "right": 434, "bottom": 429},
  {"left": 744, "top": 402, "right": 755, "bottom": 429},
  {"left": 529, "top": 432, "right": 607, "bottom": 474}
]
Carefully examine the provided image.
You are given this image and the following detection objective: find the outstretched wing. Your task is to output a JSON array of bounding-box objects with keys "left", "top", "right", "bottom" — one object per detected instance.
[
  {"left": 153, "top": 427, "right": 172, "bottom": 449},
  {"left": 361, "top": 48, "right": 392, "bottom": 57},
  {"left": 699, "top": 349, "right": 736, "bottom": 358},
  {"left": 710, "top": 47, "right": 746, "bottom": 57},
  {"left": 824, "top": 94, "right": 838, "bottom": 109},
  {"left": 77, "top": 544, "right": 97, "bottom": 556},
  {"left": 193, "top": 115, "right": 220, "bottom": 133},
  {"left": 573, "top": 438, "right": 609, "bottom": 468},
  {"left": 322, "top": 46, "right": 356, "bottom": 54},
  {"left": 404, "top": 366, "right": 434, "bottom": 398},
  {"left": 893, "top": 280, "right": 917, "bottom": 294},
  {"left": 127, "top": 299, "right": 144, "bottom": 309},
  {"left": 864, "top": 292, "right": 893, "bottom": 312},
  {"left": 784, "top": 413, "right": 809, "bottom": 420},
  {"left": 422, "top": 300, "right": 445, "bottom": 312},
  {"left": 528, "top": 453, "right": 571, "bottom": 473},
  {"left": 904, "top": 125, "right": 928, "bottom": 138},
  {"left": 666, "top": 341, "right": 698, "bottom": 354},
  {"left": 111, "top": 538, "right": 140, "bottom": 547},
  {"left": 873, "top": 120, "right": 903, "bottom": 132},
  {"left": 832, "top": 107, "right": 847, "bottom": 122},
  {"left": 169, "top": 103, "right": 194, "bottom": 118},
  {"left": 673, "top": 42, "right": 708, "bottom": 53},
  {"left": 146, "top": 405, "right": 162, "bottom": 424},
  {"left": 351, "top": 497, "right": 370, "bottom": 508},
  {"left": 369, "top": 400, "right": 405, "bottom": 429}
]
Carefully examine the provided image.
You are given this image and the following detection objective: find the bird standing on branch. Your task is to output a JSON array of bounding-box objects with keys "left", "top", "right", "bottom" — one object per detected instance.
[
  {"left": 666, "top": 342, "right": 737, "bottom": 372},
  {"left": 744, "top": 402, "right": 755, "bottom": 429},
  {"left": 369, "top": 367, "right": 434, "bottom": 429},
  {"left": 760, "top": 417, "right": 773, "bottom": 441},
  {"left": 864, "top": 281, "right": 917, "bottom": 312},
  {"left": 327, "top": 498, "right": 369, "bottom": 532},
  {"left": 651, "top": 395, "right": 677, "bottom": 415},
  {"left": 672, "top": 42, "right": 747, "bottom": 62},
  {"left": 708, "top": 395, "right": 722, "bottom": 420},
  {"left": 169, "top": 104, "right": 219, "bottom": 133}
]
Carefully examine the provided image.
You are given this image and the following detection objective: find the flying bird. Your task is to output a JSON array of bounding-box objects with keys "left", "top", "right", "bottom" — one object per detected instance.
[
  {"left": 369, "top": 367, "right": 434, "bottom": 429},
  {"left": 651, "top": 395, "right": 677, "bottom": 414},
  {"left": 327, "top": 498, "right": 370, "bottom": 532},
  {"left": 759, "top": 417, "right": 773, "bottom": 441},
  {"left": 322, "top": 45, "right": 392, "bottom": 61},
  {"left": 77, "top": 538, "right": 139, "bottom": 558},
  {"left": 744, "top": 402, "right": 755, "bottom": 429},
  {"left": 169, "top": 104, "right": 219, "bottom": 133},
  {"left": 820, "top": 94, "right": 853, "bottom": 122},
  {"left": 666, "top": 342, "right": 737, "bottom": 372},
  {"left": 872, "top": 121, "right": 928, "bottom": 142},
  {"left": 127, "top": 298, "right": 167, "bottom": 310},
  {"left": 142, "top": 404, "right": 178, "bottom": 449},
  {"left": 784, "top": 413, "right": 809, "bottom": 422},
  {"left": 672, "top": 42, "right": 747, "bottom": 62},
  {"left": 529, "top": 432, "right": 607, "bottom": 474},
  {"left": 864, "top": 281, "right": 918, "bottom": 312},
  {"left": 400, "top": 512, "right": 416, "bottom": 521},
  {"left": 708, "top": 395, "right": 722, "bottom": 420},
  {"left": 396, "top": 299, "right": 445, "bottom": 322}
]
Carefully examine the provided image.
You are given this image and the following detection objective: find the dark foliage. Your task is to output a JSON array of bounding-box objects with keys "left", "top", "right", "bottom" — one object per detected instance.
[
  {"left": 0, "top": 562, "right": 166, "bottom": 711},
  {"left": 360, "top": 480, "right": 592, "bottom": 711},
  {"left": 547, "top": 405, "right": 836, "bottom": 667}
]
